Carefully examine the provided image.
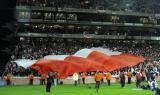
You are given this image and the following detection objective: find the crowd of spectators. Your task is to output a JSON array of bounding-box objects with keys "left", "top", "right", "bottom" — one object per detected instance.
[
  {"left": 16, "top": 0, "right": 160, "bottom": 13},
  {"left": 17, "top": 24, "right": 160, "bottom": 36},
  {"left": 4, "top": 38, "right": 160, "bottom": 76},
  {"left": 4, "top": 62, "right": 30, "bottom": 76},
  {"left": 10, "top": 38, "right": 160, "bottom": 62}
]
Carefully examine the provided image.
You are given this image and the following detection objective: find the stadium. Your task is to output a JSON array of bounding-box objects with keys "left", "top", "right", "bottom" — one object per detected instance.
[{"left": 0, "top": 0, "right": 160, "bottom": 95}]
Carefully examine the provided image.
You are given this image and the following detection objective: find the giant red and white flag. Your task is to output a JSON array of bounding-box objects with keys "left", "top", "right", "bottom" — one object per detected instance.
[{"left": 24, "top": 48, "right": 145, "bottom": 78}]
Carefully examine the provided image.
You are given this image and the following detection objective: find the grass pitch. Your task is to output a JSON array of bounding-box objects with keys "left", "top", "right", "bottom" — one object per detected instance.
[{"left": 0, "top": 83, "right": 155, "bottom": 95}]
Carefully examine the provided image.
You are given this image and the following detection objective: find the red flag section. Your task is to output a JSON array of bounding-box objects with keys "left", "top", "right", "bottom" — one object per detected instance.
[
  {"left": 87, "top": 51, "right": 127, "bottom": 71},
  {"left": 87, "top": 51, "right": 110, "bottom": 64},
  {"left": 29, "top": 58, "right": 106, "bottom": 78},
  {"left": 64, "top": 56, "right": 106, "bottom": 71},
  {"left": 30, "top": 59, "right": 88, "bottom": 78},
  {"left": 111, "top": 53, "right": 145, "bottom": 67}
]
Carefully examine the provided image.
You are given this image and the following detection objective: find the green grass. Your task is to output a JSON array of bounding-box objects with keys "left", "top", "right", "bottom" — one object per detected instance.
[{"left": 0, "top": 83, "right": 156, "bottom": 95}]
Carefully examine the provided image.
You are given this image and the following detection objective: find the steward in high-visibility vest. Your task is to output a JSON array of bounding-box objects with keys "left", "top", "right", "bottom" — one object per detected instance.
[
  {"left": 29, "top": 73, "right": 34, "bottom": 85},
  {"left": 95, "top": 71, "right": 103, "bottom": 93},
  {"left": 5, "top": 73, "right": 11, "bottom": 85},
  {"left": 141, "top": 70, "right": 146, "bottom": 82},
  {"left": 105, "top": 71, "right": 111, "bottom": 86},
  {"left": 81, "top": 72, "right": 86, "bottom": 84},
  {"left": 127, "top": 70, "right": 133, "bottom": 84},
  {"left": 40, "top": 74, "right": 46, "bottom": 85}
]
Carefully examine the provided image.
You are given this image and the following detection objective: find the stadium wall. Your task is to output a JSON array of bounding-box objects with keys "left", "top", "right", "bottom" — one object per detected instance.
[{"left": 2, "top": 76, "right": 159, "bottom": 85}]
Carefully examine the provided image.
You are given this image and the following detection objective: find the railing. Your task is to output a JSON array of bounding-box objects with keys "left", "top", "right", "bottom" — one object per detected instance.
[
  {"left": 16, "top": 6, "right": 152, "bottom": 17},
  {"left": 17, "top": 32, "right": 160, "bottom": 40},
  {"left": 17, "top": 19, "right": 159, "bottom": 28}
]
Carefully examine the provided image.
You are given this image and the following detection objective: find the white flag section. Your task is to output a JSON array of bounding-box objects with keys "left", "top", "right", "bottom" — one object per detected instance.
[
  {"left": 73, "top": 48, "right": 93, "bottom": 58},
  {"left": 13, "top": 59, "right": 37, "bottom": 69},
  {"left": 91, "top": 47, "right": 122, "bottom": 56},
  {"left": 73, "top": 48, "right": 122, "bottom": 58},
  {"left": 43, "top": 55, "right": 69, "bottom": 60}
]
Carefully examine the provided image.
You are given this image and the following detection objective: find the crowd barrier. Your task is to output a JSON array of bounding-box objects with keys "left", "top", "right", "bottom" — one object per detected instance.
[{"left": 2, "top": 75, "right": 158, "bottom": 85}]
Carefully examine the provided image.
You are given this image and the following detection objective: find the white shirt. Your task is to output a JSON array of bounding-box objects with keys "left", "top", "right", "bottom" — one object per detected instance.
[
  {"left": 148, "top": 80, "right": 158, "bottom": 89},
  {"left": 72, "top": 73, "right": 79, "bottom": 81}
]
